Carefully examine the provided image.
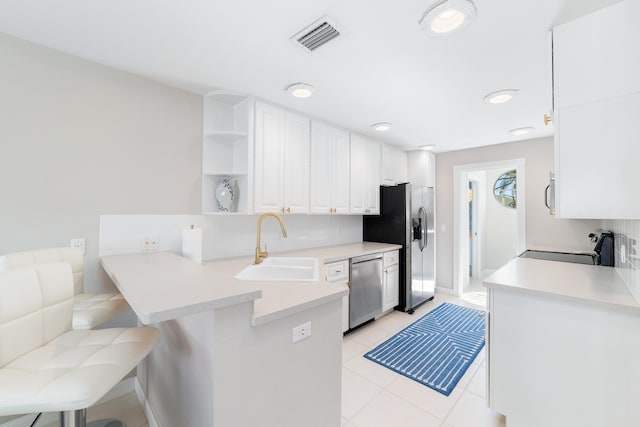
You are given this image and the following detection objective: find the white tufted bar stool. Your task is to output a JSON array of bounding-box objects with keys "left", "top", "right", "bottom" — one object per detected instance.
[
  {"left": 0, "top": 263, "right": 159, "bottom": 427},
  {"left": 0, "top": 247, "right": 130, "bottom": 329}
]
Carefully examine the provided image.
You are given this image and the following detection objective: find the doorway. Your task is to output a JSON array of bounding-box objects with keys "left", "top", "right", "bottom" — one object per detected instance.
[
  {"left": 453, "top": 159, "right": 526, "bottom": 297},
  {"left": 467, "top": 176, "right": 481, "bottom": 291}
]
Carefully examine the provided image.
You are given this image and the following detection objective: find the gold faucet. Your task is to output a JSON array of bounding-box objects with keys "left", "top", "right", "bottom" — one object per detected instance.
[{"left": 255, "top": 212, "right": 288, "bottom": 264}]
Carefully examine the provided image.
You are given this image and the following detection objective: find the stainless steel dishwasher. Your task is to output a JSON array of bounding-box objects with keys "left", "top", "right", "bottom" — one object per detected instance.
[{"left": 349, "top": 253, "right": 383, "bottom": 329}]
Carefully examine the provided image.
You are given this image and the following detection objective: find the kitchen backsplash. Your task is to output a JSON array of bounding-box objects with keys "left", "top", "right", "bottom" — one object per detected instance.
[
  {"left": 99, "top": 214, "right": 363, "bottom": 260},
  {"left": 602, "top": 219, "right": 640, "bottom": 302}
]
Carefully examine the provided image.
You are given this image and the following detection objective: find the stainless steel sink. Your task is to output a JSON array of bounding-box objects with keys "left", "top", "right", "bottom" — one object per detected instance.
[{"left": 235, "top": 257, "right": 320, "bottom": 282}]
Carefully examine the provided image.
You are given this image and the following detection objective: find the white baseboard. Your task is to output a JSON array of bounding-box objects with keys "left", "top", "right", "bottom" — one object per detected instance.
[
  {"left": 135, "top": 377, "right": 160, "bottom": 427},
  {"left": 435, "top": 286, "right": 456, "bottom": 296}
]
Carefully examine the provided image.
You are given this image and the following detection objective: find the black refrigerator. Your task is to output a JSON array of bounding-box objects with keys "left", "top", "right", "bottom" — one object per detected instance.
[{"left": 363, "top": 183, "right": 435, "bottom": 313}]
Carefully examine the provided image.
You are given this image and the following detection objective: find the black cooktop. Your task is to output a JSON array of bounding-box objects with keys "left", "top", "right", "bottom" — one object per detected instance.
[{"left": 519, "top": 250, "right": 596, "bottom": 265}]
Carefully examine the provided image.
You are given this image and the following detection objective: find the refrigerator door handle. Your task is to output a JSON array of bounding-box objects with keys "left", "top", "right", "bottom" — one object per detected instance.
[
  {"left": 418, "top": 206, "right": 427, "bottom": 251},
  {"left": 423, "top": 209, "right": 429, "bottom": 250}
]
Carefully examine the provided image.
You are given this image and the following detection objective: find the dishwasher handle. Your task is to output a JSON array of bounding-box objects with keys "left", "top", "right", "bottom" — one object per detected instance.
[{"left": 351, "top": 253, "right": 383, "bottom": 264}]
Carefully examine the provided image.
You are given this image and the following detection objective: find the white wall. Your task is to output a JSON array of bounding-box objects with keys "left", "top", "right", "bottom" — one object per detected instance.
[
  {"left": 482, "top": 168, "right": 517, "bottom": 272},
  {"left": 436, "top": 137, "right": 601, "bottom": 291},
  {"left": 100, "top": 214, "right": 362, "bottom": 260},
  {"left": 0, "top": 32, "right": 202, "bottom": 328},
  {"left": 0, "top": 32, "right": 365, "bottom": 330}
]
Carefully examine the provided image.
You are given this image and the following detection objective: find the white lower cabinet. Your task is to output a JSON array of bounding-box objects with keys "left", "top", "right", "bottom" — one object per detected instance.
[
  {"left": 325, "top": 259, "right": 350, "bottom": 333},
  {"left": 381, "top": 250, "right": 399, "bottom": 314},
  {"left": 488, "top": 286, "right": 640, "bottom": 427}
]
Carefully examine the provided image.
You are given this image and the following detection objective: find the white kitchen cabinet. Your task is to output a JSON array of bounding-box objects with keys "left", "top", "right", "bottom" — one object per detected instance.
[
  {"left": 310, "top": 121, "right": 350, "bottom": 214},
  {"left": 254, "top": 101, "right": 310, "bottom": 214},
  {"left": 407, "top": 150, "right": 435, "bottom": 188},
  {"left": 381, "top": 144, "right": 408, "bottom": 186},
  {"left": 350, "top": 134, "right": 381, "bottom": 215},
  {"left": 553, "top": 0, "right": 640, "bottom": 218},
  {"left": 201, "top": 91, "right": 254, "bottom": 214},
  {"left": 381, "top": 250, "right": 399, "bottom": 314},
  {"left": 487, "top": 285, "right": 640, "bottom": 427},
  {"left": 325, "top": 259, "right": 350, "bottom": 333}
]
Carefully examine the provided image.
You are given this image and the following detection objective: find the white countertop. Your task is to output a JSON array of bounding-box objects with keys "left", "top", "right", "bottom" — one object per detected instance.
[
  {"left": 100, "top": 252, "right": 262, "bottom": 324},
  {"left": 484, "top": 257, "right": 640, "bottom": 312},
  {"left": 100, "top": 241, "right": 401, "bottom": 326}
]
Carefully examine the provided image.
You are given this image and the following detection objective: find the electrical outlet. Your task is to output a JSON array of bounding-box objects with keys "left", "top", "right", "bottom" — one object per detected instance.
[
  {"left": 142, "top": 237, "right": 159, "bottom": 251},
  {"left": 70, "top": 238, "right": 85, "bottom": 255},
  {"left": 292, "top": 321, "right": 312, "bottom": 343}
]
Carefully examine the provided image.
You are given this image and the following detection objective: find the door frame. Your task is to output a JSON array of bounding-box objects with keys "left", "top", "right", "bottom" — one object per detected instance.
[
  {"left": 453, "top": 159, "right": 526, "bottom": 296},
  {"left": 467, "top": 175, "right": 482, "bottom": 280}
]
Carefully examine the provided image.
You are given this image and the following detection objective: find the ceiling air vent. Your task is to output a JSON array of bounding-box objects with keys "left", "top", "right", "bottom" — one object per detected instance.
[{"left": 291, "top": 16, "right": 341, "bottom": 52}]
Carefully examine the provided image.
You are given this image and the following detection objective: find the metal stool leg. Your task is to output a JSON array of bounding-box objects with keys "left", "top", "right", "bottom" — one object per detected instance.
[
  {"left": 60, "top": 409, "right": 125, "bottom": 427},
  {"left": 61, "top": 409, "right": 86, "bottom": 427}
]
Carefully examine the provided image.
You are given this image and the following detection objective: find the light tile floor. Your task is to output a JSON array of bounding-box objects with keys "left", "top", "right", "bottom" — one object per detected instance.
[
  {"left": 341, "top": 289, "right": 506, "bottom": 427},
  {"left": 32, "top": 288, "right": 503, "bottom": 427}
]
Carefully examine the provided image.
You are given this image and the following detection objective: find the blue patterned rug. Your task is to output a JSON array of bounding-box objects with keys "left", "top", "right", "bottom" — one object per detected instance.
[{"left": 364, "top": 302, "right": 485, "bottom": 396}]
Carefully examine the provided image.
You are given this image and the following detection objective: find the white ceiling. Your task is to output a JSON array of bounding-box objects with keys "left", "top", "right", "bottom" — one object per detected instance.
[{"left": 0, "top": 0, "right": 620, "bottom": 152}]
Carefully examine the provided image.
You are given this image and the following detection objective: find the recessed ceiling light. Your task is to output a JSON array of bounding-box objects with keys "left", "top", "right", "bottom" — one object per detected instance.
[
  {"left": 285, "top": 83, "right": 317, "bottom": 99},
  {"left": 509, "top": 127, "right": 534, "bottom": 136},
  {"left": 419, "top": 144, "right": 436, "bottom": 151},
  {"left": 419, "top": 0, "right": 477, "bottom": 37},
  {"left": 484, "top": 89, "right": 519, "bottom": 104},
  {"left": 371, "top": 122, "right": 392, "bottom": 132}
]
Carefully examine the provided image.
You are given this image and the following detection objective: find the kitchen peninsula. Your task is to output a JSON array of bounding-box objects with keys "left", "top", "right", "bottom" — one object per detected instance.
[
  {"left": 484, "top": 257, "right": 640, "bottom": 427},
  {"left": 100, "top": 242, "right": 399, "bottom": 427}
]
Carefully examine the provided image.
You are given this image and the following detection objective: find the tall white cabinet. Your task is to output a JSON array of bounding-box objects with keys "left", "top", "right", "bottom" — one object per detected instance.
[
  {"left": 310, "top": 121, "right": 350, "bottom": 214},
  {"left": 407, "top": 150, "right": 435, "bottom": 188},
  {"left": 553, "top": 0, "right": 640, "bottom": 219},
  {"left": 253, "top": 101, "right": 310, "bottom": 214},
  {"left": 350, "top": 134, "right": 381, "bottom": 215},
  {"left": 202, "top": 91, "right": 253, "bottom": 214}
]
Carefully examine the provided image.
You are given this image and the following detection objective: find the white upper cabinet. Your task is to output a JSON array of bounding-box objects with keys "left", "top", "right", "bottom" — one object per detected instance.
[
  {"left": 407, "top": 150, "right": 435, "bottom": 188},
  {"left": 254, "top": 101, "right": 310, "bottom": 214},
  {"left": 310, "top": 121, "right": 350, "bottom": 214},
  {"left": 350, "top": 134, "right": 381, "bottom": 215},
  {"left": 553, "top": 0, "right": 640, "bottom": 219},
  {"left": 381, "top": 145, "right": 408, "bottom": 186},
  {"left": 201, "top": 91, "right": 253, "bottom": 214}
]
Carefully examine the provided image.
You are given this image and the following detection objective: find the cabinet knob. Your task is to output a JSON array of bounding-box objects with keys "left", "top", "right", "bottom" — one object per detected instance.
[
  {"left": 365, "top": 208, "right": 370, "bottom": 214},
  {"left": 329, "top": 208, "right": 333, "bottom": 213},
  {"left": 544, "top": 114, "right": 552, "bottom": 125},
  {"left": 336, "top": 269, "right": 342, "bottom": 273},
  {"left": 286, "top": 207, "right": 291, "bottom": 213},
  {"left": 281, "top": 207, "right": 285, "bottom": 213}
]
